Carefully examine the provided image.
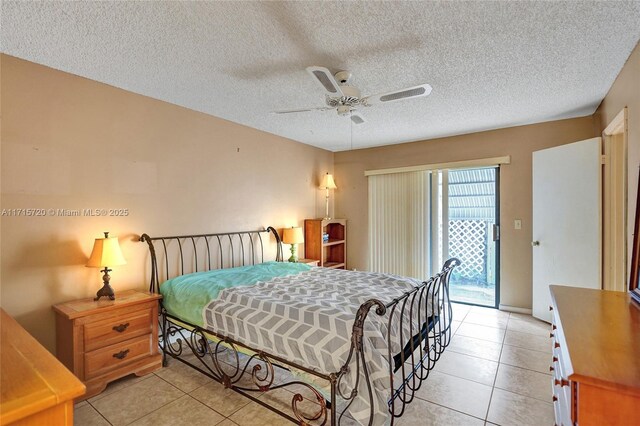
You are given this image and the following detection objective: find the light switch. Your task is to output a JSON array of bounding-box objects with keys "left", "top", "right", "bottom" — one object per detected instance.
[{"left": 514, "top": 219, "right": 522, "bottom": 230}]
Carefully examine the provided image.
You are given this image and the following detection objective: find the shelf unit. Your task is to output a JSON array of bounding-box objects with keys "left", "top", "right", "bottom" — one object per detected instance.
[{"left": 304, "top": 219, "right": 346, "bottom": 269}]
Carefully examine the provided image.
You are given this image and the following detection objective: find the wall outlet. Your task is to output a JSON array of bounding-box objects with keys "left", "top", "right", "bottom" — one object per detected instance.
[{"left": 514, "top": 219, "right": 522, "bottom": 230}]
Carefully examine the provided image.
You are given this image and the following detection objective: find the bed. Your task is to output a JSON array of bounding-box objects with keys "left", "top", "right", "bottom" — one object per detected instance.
[{"left": 140, "top": 227, "right": 458, "bottom": 425}]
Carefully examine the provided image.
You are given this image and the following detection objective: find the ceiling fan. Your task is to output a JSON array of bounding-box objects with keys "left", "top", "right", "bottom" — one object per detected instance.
[{"left": 273, "top": 66, "right": 432, "bottom": 124}]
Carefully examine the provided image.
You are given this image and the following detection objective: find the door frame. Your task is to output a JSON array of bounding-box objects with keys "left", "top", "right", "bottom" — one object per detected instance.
[
  {"left": 602, "top": 107, "right": 628, "bottom": 291},
  {"left": 493, "top": 168, "right": 501, "bottom": 309}
]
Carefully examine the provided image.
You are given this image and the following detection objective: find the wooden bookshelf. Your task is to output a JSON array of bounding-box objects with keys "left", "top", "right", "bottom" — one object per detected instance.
[{"left": 304, "top": 219, "right": 346, "bottom": 269}]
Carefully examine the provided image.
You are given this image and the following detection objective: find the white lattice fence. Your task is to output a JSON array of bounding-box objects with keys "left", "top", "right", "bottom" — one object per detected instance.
[{"left": 448, "top": 219, "right": 488, "bottom": 280}]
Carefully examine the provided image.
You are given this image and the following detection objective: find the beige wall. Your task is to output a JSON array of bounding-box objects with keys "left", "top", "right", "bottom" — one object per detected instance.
[
  {"left": 594, "top": 42, "right": 640, "bottom": 270},
  {"left": 334, "top": 117, "right": 595, "bottom": 310},
  {"left": 0, "top": 55, "right": 333, "bottom": 352}
]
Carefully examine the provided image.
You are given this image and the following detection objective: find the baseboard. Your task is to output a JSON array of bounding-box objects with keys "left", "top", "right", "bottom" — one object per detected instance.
[{"left": 498, "top": 304, "right": 532, "bottom": 315}]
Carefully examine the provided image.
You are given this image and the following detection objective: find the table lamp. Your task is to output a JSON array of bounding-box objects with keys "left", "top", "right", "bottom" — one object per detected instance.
[
  {"left": 86, "top": 232, "right": 126, "bottom": 300},
  {"left": 282, "top": 227, "right": 304, "bottom": 262},
  {"left": 320, "top": 172, "right": 337, "bottom": 220}
]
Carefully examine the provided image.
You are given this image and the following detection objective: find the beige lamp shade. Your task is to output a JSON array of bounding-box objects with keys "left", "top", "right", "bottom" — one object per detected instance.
[
  {"left": 86, "top": 232, "right": 126, "bottom": 268},
  {"left": 282, "top": 227, "right": 304, "bottom": 245},
  {"left": 320, "top": 173, "right": 337, "bottom": 190}
]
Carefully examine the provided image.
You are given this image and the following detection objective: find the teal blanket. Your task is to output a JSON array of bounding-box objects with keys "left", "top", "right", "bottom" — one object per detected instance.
[{"left": 160, "top": 261, "right": 312, "bottom": 326}]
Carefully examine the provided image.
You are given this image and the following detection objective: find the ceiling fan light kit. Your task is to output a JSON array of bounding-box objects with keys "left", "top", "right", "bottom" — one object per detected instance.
[{"left": 273, "top": 66, "right": 432, "bottom": 124}]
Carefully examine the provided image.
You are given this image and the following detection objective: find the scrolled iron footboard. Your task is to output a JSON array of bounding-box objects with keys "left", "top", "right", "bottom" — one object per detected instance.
[
  {"left": 334, "top": 258, "right": 459, "bottom": 424},
  {"left": 140, "top": 228, "right": 459, "bottom": 425}
]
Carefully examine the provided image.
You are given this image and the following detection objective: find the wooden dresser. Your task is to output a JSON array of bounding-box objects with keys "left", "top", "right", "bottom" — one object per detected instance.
[
  {"left": 0, "top": 309, "right": 85, "bottom": 425},
  {"left": 549, "top": 285, "right": 640, "bottom": 426},
  {"left": 53, "top": 290, "right": 162, "bottom": 400}
]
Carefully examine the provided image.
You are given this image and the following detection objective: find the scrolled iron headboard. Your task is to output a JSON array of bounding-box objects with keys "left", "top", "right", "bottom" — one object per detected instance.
[{"left": 139, "top": 227, "right": 283, "bottom": 293}]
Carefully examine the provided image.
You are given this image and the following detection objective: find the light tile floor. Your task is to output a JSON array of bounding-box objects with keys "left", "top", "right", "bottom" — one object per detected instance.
[{"left": 74, "top": 304, "right": 555, "bottom": 425}]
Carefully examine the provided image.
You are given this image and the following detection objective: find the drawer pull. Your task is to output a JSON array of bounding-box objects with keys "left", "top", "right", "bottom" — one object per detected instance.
[
  {"left": 112, "top": 323, "right": 130, "bottom": 333},
  {"left": 552, "top": 395, "right": 558, "bottom": 402},
  {"left": 552, "top": 324, "right": 557, "bottom": 330},
  {"left": 550, "top": 366, "right": 554, "bottom": 372},
  {"left": 554, "top": 378, "right": 570, "bottom": 387},
  {"left": 554, "top": 342, "right": 561, "bottom": 349},
  {"left": 113, "top": 349, "right": 130, "bottom": 360},
  {"left": 549, "top": 306, "right": 553, "bottom": 311},
  {"left": 552, "top": 356, "right": 558, "bottom": 362},
  {"left": 550, "top": 332, "right": 554, "bottom": 338}
]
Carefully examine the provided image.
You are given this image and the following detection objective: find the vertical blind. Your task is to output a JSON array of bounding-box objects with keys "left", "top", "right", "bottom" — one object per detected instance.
[{"left": 368, "top": 170, "right": 431, "bottom": 280}]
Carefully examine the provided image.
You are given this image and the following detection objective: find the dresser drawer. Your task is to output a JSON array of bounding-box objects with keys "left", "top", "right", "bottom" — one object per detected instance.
[
  {"left": 552, "top": 356, "right": 573, "bottom": 426},
  {"left": 84, "top": 309, "right": 152, "bottom": 351},
  {"left": 84, "top": 334, "right": 153, "bottom": 379},
  {"left": 553, "top": 385, "right": 573, "bottom": 426},
  {"left": 551, "top": 309, "right": 573, "bottom": 425}
]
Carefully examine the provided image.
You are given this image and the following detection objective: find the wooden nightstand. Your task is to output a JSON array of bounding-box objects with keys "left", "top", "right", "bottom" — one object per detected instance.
[
  {"left": 53, "top": 290, "right": 162, "bottom": 400},
  {"left": 296, "top": 258, "right": 319, "bottom": 266}
]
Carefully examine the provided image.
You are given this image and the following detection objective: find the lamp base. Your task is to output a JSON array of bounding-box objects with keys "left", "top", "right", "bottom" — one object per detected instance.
[
  {"left": 288, "top": 244, "right": 298, "bottom": 263},
  {"left": 94, "top": 267, "right": 116, "bottom": 301},
  {"left": 95, "top": 283, "right": 115, "bottom": 301},
  {"left": 324, "top": 191, "right": 331, "bottom": 222}
]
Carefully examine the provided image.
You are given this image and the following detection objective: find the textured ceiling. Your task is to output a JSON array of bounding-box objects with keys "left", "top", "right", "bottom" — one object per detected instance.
[{"left": 2, "top": 1, "right": 640, "bottom": 152}]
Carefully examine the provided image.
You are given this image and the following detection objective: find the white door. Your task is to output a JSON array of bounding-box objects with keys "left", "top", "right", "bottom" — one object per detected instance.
[{"left": 532, "top": 138, "right": 601, "bottom": 322}]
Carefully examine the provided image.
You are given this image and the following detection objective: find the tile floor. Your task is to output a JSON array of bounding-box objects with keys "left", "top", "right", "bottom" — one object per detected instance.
[{"left": 74, "top": 304, "right": 555, "bottom": 425}]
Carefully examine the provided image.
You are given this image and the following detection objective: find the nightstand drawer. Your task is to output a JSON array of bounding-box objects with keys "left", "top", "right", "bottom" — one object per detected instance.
[
  {"left": 84, "top": 310, "right": 152, "bottom": 351},
  {"left": 85, "top": 334, "right": 153, "bottom": 379}
]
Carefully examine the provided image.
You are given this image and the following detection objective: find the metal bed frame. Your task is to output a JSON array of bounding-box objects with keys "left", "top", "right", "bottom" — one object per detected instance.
[{"left": 139, "top": 227, "right": 458, "bottom": 425}]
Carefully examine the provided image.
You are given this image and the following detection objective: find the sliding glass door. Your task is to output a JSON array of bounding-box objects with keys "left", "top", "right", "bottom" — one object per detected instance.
[
  {"left": 434, "top": 167, "right": 499, "bottom": 307},
  {"left": 366, "top": 165, "right": 500, "bottom": 308}
]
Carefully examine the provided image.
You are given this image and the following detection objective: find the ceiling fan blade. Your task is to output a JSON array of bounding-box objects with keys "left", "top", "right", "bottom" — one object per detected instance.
[
  {"left": 350, "top": 111, "right": 366, "bottom": 125},
  {"left": 272, "top": 106, "right": 332, "bottom": 114},
  {"left": 306, "top": 66, "right": 345, "bottom": 97},
  {"left": 363, "top": 83, "right": 432, "bottom": 106}
]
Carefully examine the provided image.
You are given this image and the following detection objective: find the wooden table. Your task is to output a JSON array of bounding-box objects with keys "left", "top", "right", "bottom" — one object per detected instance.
[{"left": 0, "top": 309, "right": 85, "bottom": 426}]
